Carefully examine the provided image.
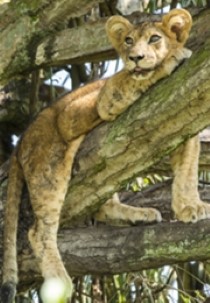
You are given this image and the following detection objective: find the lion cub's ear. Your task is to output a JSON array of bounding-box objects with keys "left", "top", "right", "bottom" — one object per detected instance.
[
  {"left": 106, "top": 16, "right": 133, "bottom": 52},
  {"left": 162, "top": 9, "right": 192, "bottom": 44}
]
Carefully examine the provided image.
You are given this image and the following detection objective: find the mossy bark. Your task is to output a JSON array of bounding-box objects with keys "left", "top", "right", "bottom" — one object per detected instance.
[{"left": 0, "top": 0, "right": 102, "bottom": 83}]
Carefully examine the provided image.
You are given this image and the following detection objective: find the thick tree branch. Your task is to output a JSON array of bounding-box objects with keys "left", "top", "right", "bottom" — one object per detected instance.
[
  {"left": 0, "top": 0, "right": 103, "bottom": 83},
  {"left": 8, "top": 208, "right": 210, "bottom": 290}
]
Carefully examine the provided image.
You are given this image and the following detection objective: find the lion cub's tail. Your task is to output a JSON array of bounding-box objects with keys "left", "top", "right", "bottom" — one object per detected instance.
[{"left": 1, "top": 152, "right": 24, "bottom": 303}]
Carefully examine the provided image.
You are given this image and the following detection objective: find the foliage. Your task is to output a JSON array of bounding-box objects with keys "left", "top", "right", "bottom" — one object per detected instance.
[{"left": 14, "top": 263, "right": 210, "bottom": 302}]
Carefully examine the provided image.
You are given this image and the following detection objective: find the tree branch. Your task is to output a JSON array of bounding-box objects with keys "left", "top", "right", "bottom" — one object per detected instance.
[{"left": 0, "top": 0, "right": 103, "bottom": 83}]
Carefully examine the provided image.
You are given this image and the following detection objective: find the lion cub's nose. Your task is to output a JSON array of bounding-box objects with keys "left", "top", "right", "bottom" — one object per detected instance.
[{"left": 129, "top": 55, "right": 145, "bottom": 63}]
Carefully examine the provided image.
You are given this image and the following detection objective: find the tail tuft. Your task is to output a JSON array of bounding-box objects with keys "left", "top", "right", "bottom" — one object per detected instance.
[{"left": 1, "top": 282, "right": 16, "bottom": 303}]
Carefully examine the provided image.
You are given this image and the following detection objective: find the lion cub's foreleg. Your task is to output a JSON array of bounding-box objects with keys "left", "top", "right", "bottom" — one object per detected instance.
[
  {"left": 97, "top": 48, "right": 192, "bottom": 122},
  {"left": 171, "top": 135, "right": 210, "bottom": 222},
  {"left": 95, "top": 193, "right": 162, "bottom": 224}
]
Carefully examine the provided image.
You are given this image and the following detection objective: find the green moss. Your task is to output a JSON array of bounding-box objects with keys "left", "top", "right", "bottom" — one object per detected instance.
[
  {"left": 143, "top": 236, "right": 210, "bottom": 261},
  {"left": 91, "top": 159, "right": 107, "bottom": 175},
  {"left": 9, "top": 0, "right": 47, "bottom": 15}
]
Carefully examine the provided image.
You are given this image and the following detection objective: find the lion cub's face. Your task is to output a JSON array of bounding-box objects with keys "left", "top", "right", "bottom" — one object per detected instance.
[
  {"left": 106, "top": 9, "right": 192, "bottom": 80},
  {"left": 121, "top": 24, "right": 170, "bottom": 79}
]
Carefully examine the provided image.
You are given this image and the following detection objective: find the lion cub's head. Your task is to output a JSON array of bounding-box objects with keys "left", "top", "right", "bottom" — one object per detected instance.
[{"left": 106, "top": 9, "right": 192, "bottom": 79}]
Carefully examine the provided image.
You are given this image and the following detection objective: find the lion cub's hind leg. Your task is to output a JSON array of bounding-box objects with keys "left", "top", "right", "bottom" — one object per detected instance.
[
  {"left": 171, "top": 135, "right": 210, "bottom": 223},
  {"left": 27, "top": 175, "right": 73, "bottom": 303},
  {"left": 95, "top": 193, "right": 162, "bottom": 225},
  {"left": 24, "top": 137, "right": 84, "bottom": 303}
]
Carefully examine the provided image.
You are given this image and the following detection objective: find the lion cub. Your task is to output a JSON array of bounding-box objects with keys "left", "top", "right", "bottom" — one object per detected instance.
[{"left": 1, "top": 8, "right": 200, "bottom": 303}]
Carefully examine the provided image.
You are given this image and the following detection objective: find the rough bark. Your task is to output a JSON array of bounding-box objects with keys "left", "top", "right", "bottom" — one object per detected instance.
[
  {"left": 16, "top": 220, "right": 210, "bottom": 290},
  {"left": 0, "top": 0, "right": 103, "bottom": 83}
]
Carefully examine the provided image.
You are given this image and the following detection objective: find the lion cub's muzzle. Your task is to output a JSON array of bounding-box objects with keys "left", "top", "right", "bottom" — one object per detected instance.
[
  {"left": 127, "top": 55, "right": 155, "bottom": 78},
  {"left": 129, "top": 55, "right": 145, "bottom": 63}
]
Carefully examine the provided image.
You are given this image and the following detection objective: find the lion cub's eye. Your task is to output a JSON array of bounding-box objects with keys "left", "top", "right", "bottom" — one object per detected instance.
[
  {"left": 125, "top": 36, "right": 134, "bottom": 45},
  {"left": 148, "top": 35, "right": 161, "bottom": 44}
]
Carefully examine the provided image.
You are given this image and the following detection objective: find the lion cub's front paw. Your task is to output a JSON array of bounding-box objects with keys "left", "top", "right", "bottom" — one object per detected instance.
[
  {"left": 95, "top": 194, "right": 162, "bottom": 225},
  {"left": 132, "top": 207, "right": 162, "bottom": 224},
  {"left": 164, "top": 47, "right": 192, "bottom": 75},
  {"left": 175, "top": 201, "right": 210, "bottom": 223},
  {"left": 174, "top": 47, "right": 192, "bottom": 61}
]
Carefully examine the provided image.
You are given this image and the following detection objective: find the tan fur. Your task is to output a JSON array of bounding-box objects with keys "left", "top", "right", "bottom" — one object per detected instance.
[
  {"left": 1, "top": 9, "right": 196, "bottom": 303},
  {"left": 171, "top": 135, "right": 210, "bottom": 222}
]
